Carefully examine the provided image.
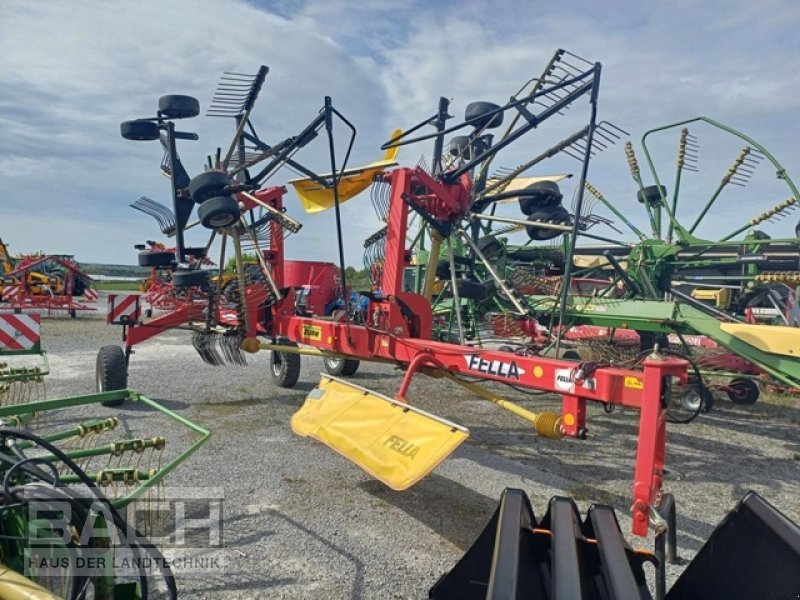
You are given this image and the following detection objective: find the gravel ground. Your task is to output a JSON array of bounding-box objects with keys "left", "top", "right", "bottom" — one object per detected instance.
[{"left": 14, "top": 304, "right": 800, "bottom": 598}]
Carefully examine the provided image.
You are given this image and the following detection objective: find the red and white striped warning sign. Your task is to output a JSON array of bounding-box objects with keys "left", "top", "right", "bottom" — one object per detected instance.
[
  {"left": 145, "top": 291, "right": 165, "bottom": 307},
  {"left": 107, "top": 294, "right": 141, "bottom": 324},
  {"left": 84, "top": 288, "right": 98, "bottom": 302},
  {"left": 1, "top": 285, "right": 20, "bottom": 302},
  {"left": 0, "top": 313, "right": 41, "bottom": 351}
]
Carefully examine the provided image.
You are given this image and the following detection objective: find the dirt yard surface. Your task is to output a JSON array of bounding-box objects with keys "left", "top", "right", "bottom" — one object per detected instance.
[{"left": 25, "top": 309, "right": 800, "bottom": 598}]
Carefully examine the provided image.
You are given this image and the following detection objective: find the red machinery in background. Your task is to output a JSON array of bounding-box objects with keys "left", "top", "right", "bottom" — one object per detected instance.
[{"left": 0, "top": 254, "right": 97, "bottom": 317}]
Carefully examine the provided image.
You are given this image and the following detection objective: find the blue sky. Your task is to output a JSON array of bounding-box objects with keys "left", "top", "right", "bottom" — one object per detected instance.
[{"left": 1, "top": 0, "right": 798, "bottom": 265}]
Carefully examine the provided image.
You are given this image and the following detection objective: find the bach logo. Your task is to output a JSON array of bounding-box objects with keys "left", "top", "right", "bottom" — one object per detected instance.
[{"left": 23, "top": 487, "right": 225, "bottom": 578}]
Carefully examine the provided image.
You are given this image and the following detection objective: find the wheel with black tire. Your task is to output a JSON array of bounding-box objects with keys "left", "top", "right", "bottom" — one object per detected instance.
[
  {"left": 519, "top": 181, "right": 563, "bottom": 215},
  {"left": 456, "top": 278, "right": 496, "bottom": 301},
  {"left": 71, "top": 278, "right": 86, "bottom": 297},
  {"left": 449, "top": 135, "right": 471, "bottom": 158},
  {"left": 96, "top": 345, "right": 128, "bottom": 407},
  {"left": 270, "top": 342, "right": 301, "bottom": 388},
  {"left": 435, "top": 256, "right": 471, "bottom": 280},
  {"left": 525, "top": 206, "right": 571, "bottom": 240},
  {"left": 679, "top": 383, "right": 714, "bottom": 413},
  {"left": 465, "top": 101, "right": 503, "bottom": 129},
  {"left": 171, "top": 269, "right": 209, "bottom": 288},
  {"left": 158, "top": 95, "right": 200, "bottom": 119},
  {"left": 120, "top": 119, "right": 160, "bottom": 141},
  {"left": 726, "top": 378, "right": 759, "bottom": 405},
  {"left": 138, "top": 250, "right": 175, "bottom": 268},
  {"left": 636, "top": 185, "right": 667, "bottom": 207},
  {"left": 189, "top": 171, "right": 232, "bottom": 204},
  {"left": 323, "top": 356, "right": 360, "bottom": 377},
  {"left": 197, "top": 195, "right": 240, "bottom": 229}
]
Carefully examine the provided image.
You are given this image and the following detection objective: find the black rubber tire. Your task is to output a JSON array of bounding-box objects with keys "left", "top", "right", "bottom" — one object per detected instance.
[
  {"left": 120, "top": 119, "right": 160, "bottom": 141},
  {"left": 96, "top": 345, "right": 127, "bottom": 406},
  {"left": 435, "top": 256, "right": 472, "bottom": 280},
  {"left": 525, "top": 206, "right": 571, "bottom": 240},
  {"left": 158, "top": 94, "right": 200, "bottom": 119},
  {"left": 71, "top": 278, "right": 86, "bottom": 297},
  {"left": 270, "top": 343, "right": 301, "bottom": 388},
  {"left": 476, "top": 236, "right": 503, "bottom": 260},
  {"left": 456, "top": 278, "right": 496, "bottom": 301},
  {"left": 726, "top": 378, "right": 760, "bottom": 405},
  {"left": 449, "top": 135, "right": 471, "bottom": 157},
  {"left": 184, "top": 246, "right": 208, "bottom": 259},
  {"left": 171, "top": 269, "right": 209, "bottom": 288},
  {"left": 637, "top": 185, "right": 667, "bottom": 207},
  {"left": 679, "top": 384, "right": 714, "bottom": 413},
  {"left": 138, "top": 250, "right": 175, "bottom": 268},
  {"left": 562, "top": 350, "right": 582, "bottom": 361},
  {"left": 189, "top": 171, "right": 232, "bottom": 204},
  {"left": 519, "top": 181, "right": 564, "bottom": 215},
  {"left": 198, "top": 195, "right": 240, "bottom": 229},
  {"left": 465, "top": 101, "right": 503, "bottom": 129},
  {"left": 323, "top": 356, "right": 361, "bottom": 377}
]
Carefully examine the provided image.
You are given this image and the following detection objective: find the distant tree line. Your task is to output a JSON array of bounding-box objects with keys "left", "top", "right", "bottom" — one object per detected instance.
[{"left": 84, "top": 258, "right": 373, "bottom": 288}]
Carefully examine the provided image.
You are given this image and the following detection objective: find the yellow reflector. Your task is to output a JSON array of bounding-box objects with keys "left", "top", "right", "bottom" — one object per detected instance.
[
  {"left": 288, "top": 129, "right": 402, "bottom": 214},
  {"left": 291, "top": 375, "right": 469, "bottom": 490},
  {"left": 720, "top": 322, "right": 800, "bottom": 357}
]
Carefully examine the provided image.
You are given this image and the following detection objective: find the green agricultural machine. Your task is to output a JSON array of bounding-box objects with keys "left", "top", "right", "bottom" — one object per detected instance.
[
  {"left": 0, "top": 315, "right": 209, "bottom": 599},
  {"left": 405, "top": 116, "right": 800, "bottom": 407}
]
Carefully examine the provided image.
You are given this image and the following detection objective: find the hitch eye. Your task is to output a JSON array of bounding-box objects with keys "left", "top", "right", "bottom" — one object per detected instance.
[{"left": 120, "top": 120, "right": 160, "bottom": 141}]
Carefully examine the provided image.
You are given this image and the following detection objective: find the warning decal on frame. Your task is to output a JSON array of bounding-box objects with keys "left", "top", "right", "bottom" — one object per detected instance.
[{"left": 301, "top": 325, "right": 322, "bottom": 341}]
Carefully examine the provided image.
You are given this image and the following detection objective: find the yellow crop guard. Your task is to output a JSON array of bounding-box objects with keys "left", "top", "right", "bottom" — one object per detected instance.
[
  {"left": 291, "top": 375, "right": 469, "bottom": 490},
  {"left": 288, "top": 130, "right": 402, "bottom": 214}
]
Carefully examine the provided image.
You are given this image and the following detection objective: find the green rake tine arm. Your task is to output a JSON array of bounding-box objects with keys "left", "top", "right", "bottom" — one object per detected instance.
[
  {"left": 584, "top": 181, "right": 647, "bottom": 240},
  {"left": 59, "top": 468, "right": 155, "bottom": 486},
  {"left": 625, "top": 142, "right": 661, "bottom": 238},
  {"left": 0, "top": 389, "right": 210, "bottom": 509},
  {"left": 689, "top": 146, "right": 757, "bottom": 235},
  {"left": 642, "top": 116, "right": 800, "bottom": 239},
  {"left": 667, "top": 130, "right": 688, "bottom": 243},
  {"left": 116, "top": 392, "right": 211, "bottom": 506},
  {"left": 688, "top": 175, "right": 731, "bottom": 235},
  {"left": 15, "top": 418, "right": 119, "bottom": 450},
  {"left": 36, "top": 437, "right": 164, "bottom": 463},
  {"left": 0, "top": 390, "right": 135, "bottom": 418},
  {"left": 720, "top": 198, "right": 798, "bottom": 242}
]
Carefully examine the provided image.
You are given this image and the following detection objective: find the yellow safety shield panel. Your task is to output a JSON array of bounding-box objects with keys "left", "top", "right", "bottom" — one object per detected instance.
[
  {"left": 291, "top": 375, "right": 469, "bottom": 490},
  {"left": 486, "top": 174, "right": 570, "bottom": 199},
  {"left": 720, "top": 322, "right": 800, "bottom": 357},
  {"left": 289, "top": 130, "right": 401, "bottom": 214}
]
